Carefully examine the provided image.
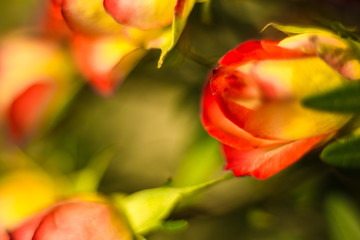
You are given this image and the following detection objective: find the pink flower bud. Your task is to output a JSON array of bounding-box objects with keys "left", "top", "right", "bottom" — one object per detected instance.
[{"left": 9, "top": 200, "right": 132, "bottom": 240}]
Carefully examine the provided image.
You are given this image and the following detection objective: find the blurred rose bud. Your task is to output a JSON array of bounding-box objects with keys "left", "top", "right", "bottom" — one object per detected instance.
[
  {"left": 202, "top": 29, "right": 360, "bottom": 179},
  {"left": 104, "top": 0, "right": 178, "bottom": 30},
  {"left": 47, "top": 0, "right": 147, "bottom": 96},
  {"left": 9, "top": 199, "right": 132, "bottom": 240},
  {"left": 0, "top": 33, "right": 74, "bottom": 142}
]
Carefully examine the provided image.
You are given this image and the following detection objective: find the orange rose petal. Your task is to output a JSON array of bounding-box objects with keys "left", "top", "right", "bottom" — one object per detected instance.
[
  {"left": 8, "top": 82, "right": 55, "bottom": 142},
  {"left": 223, "top": 133, "right": 326, "bottom": 179},
  {"left": 72, "top": 35, "right": 144, "bottom": 96},
  {"left": 201, "top": 81, "right": 287, "bottom": 150}
]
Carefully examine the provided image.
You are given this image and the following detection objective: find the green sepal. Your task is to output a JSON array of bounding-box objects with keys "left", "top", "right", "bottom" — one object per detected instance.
[
  {"left": 112, "top": 174, "right": 232, "bottom": 235},
  {"left": 156, "top": 0, "right": 209, "bottom": 67},
  {"left": 261, "top": 23, "right": 331, "bottom": 35},
  {"left": 321, "top": 132, "right": 360, "bottom": 168},
  {"left": 301, "top": 81, "right": 360, "bottom": 113},
  {"left": 314, "top": 19, "right": 359, "bottom": 40}
]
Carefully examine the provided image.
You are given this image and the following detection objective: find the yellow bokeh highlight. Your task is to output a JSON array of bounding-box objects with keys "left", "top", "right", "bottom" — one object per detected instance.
[{"left": 0, "top": 170, "right": 58, "bottom": 228}]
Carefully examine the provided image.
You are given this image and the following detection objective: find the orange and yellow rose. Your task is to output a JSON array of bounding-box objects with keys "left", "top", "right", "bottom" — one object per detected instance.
[{"left": 202, "top": 27, "right": 360, "bottom": 179}]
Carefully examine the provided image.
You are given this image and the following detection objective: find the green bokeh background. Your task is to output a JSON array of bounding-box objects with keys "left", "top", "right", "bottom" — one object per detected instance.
[{"left": 2, "top": 0, "right": 360, "bottom": 239}]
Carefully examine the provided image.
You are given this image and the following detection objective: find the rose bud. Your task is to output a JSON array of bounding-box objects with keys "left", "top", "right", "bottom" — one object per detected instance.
[
  {"left": 9, "top": 200, "right": 132, "bottom": 240},
  {"left": 48, "top": 0, "right": 147, "bottom": 96},
  {"left": 201, "top": 29, "right": 360, "bottom": 179},
  {"left": 0, "top": 33, "right": 74, "bottom": 142}
]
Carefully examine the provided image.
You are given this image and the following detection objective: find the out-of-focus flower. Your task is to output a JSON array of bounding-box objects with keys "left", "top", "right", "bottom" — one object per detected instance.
[
  {"left": 46, "top": 0, "right": 147, "bottom": 96},
  {"left": 201, "top": 28, "right": 360, "bottom": 179},
  {"left": 0, "top": 33, "right": 74, "bottom": 142},
  {"left": 103, "top": 0, "right": 209, "bottom": 66},
  {"left": 0, "top": 170, "right": 58, "bottom": 229},
  {"left": 49, "top": 0, "right": 207, "bottom": 94},
  {"left": 40, "top": 0, "right": 71, "bottom": 37},
  {"left": 9, "top": 199, "right": 132, "bottom": 240}
]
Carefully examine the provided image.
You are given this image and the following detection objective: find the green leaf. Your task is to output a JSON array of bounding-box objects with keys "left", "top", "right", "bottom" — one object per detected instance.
[
  {"left": 302, "top": 81, "right": 360, "bottom": 113},
  {"left": 346, "top": 38, "right": 360, "bottom": 60},
  {"left": 200, "top": 0, "right": 212, "bottom": 25},
  {"left": 262, "top": 23, "right": 331, "bottom": 35},
  {"left": 152, "top": 0, "right": 210, "bottom": 67},
  {"left": 172, "top": 137, "right": 222, "bottom": 187},
  {"left": 71, "top": 147, "right": 117, "bottom": 193},
  {"left": 155, "top": 0, "right": 196, "bottom": 68},
  {"left": 321, "top": 133, "right": 360, "bottom": 168},
  {"left": 315, "top": 19, "right": 359, "bottom": 40},
  {"left": 160, "top": 220, "right": 188, "bottom": 231},
  {"left": 325, "top": 194, "right": 360, "bottom": 240},
  {"left": 112, "top": 174, "right": 232, "bottom": 235}
]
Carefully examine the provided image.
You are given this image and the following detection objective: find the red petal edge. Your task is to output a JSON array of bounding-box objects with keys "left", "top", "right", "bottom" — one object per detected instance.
[
  {"left": 223, "top": 133, "right": 327, "bottom": 179},
  {"left": 219, "top": 40, "right": 310, "bottom": 66},
  {"left": 8, "top": 82, "right": 55, "bottom": 142}
]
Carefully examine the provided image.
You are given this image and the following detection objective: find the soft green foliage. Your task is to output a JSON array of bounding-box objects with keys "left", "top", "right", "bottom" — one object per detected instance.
[
  {"left": 172, "top": 137, "right": 222, "bottom": 187},
  {"left": 325, "top": 194, "right": 360, "bottom": 240},
  {"left": 71, "top": 147, "right": 118, "bottom": 193}
]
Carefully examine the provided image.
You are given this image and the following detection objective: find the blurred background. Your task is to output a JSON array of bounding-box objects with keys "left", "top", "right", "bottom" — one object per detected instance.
[{"left": 1, "top": 0, "right": 360, "bottom": 239}]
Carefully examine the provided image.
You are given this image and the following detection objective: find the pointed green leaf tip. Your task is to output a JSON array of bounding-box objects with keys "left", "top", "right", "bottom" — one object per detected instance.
[
  {"left": 157, "top": 16, "right": 186, "bottom": 68},
  {"left": 112, "top": 174, "right": 232, "bottom": 235},
  {"left": 321, "top": 132, "right": 360, "bottom": 168},
  {"left": 157, "top": 0, "right": 210, "bottom": 68},
  {"left": 301, "top": 81, "right": 360, "bottom": 113},
  {"left": 261, "top": 23, "right": 330, "bottom": 35},
  {"left": 71, "top": 147, "right": 117, "bottom": 193}
]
